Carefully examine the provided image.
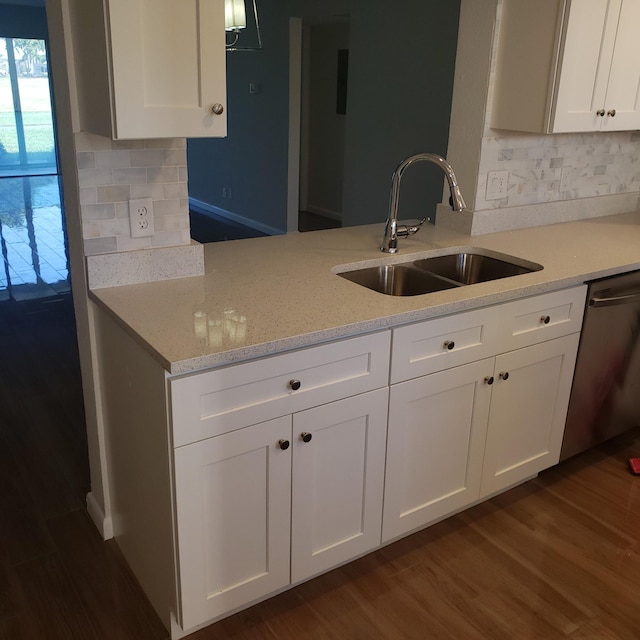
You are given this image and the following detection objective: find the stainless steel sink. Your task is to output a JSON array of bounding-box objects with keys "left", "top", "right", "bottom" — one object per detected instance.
[
  {"left": 337, "top": 264, "right": 461, "bottom": 296},
  {"left": 413, "top": 251, "right": 543, "bottom": 285},
  {"left": 336, "top": 249, "right": 543, "bottom": 296}
]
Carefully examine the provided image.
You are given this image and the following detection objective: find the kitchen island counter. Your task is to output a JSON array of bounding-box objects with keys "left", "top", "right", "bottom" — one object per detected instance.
[{"left": 90, "top": 210, "right": 640, "bottom": 374}]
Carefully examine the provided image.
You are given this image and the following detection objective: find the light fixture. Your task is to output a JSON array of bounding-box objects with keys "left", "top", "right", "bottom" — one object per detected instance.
[{"left": 225, "top": 0, "right": 262, "bottom": 52}]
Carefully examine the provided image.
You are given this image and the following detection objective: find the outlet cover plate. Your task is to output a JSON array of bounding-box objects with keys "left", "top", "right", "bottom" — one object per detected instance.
[
  {"left": 486, "top": 170, "right": 509, "bottom": 200},
  {"left": 129, "top": 198, "right": 155, "bottom": 238}
]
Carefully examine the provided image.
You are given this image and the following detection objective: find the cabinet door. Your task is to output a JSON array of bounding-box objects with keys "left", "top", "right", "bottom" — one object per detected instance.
[
  {"left": 551, "top": 0, "right": 620, "bottom": 132},
  {"left": 173, "top": 416, "right": 291, "bottom": 630},
  {"left": 481, "top": 333, "right": 580, "bottom": 497},
  {"left": 106, "top": 0, "right": 227, "bottom": 139},
  {"left": 382, "top": 359, "right": 493, "bottom": 543},
  {"left": 291, "top": 389, "right": 388, "bottom": 583},
  {"left": 601, "top": 0, "right": 640, "bottom": 131}
]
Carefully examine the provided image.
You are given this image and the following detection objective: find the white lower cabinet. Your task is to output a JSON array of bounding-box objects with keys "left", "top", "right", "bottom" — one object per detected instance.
[
  {"left": 480, "top": 333, "right": 580, "bottom": 497},
  {"left": 95, "top": 288, "right": 588, "bottom": 636},
  {"left": 173, "top": 388, "right": 389, "bottom": 631},
  {"left": 173, "top": 416, "right": 292, "bottom": 629},
  {"left": 291, "top": 389, "right": 388, "bottom": 583},
  {"left": 382, "top": 359, "right": 493, "bottom": 542},
  {"left": 383, "top": 287, "right": 585, "bottom": 541}
]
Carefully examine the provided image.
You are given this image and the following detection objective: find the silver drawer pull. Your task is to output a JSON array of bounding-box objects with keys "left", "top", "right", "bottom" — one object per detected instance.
[
  {"left": 540, "top": 315, "right": 551, "bottom": 325},
  {"left": 289, "top": 379, "right": 301, "bottom": 391},
  {"left": 444, "top": 340, "right": 455, "bottom": 351}
]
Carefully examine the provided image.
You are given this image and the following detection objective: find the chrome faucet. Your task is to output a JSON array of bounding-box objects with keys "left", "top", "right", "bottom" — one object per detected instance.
[{"left": 381, "top": 153, "right": 467, "bottom": 253}]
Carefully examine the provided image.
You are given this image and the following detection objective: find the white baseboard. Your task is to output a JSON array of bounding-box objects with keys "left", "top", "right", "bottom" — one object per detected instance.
[
  {"left": 189, "top": 197, "right": 284, "bottom": 236},
  {"left": 86, "top": 491, "right": 114, "bottom": 540}
]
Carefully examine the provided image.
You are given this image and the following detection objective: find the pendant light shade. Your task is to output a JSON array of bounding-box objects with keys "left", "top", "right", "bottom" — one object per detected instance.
[
  {"left": 225, "top": 0, "right": 246, "bottom": 31},
  {"left": 225, "top": 0, "right": 262, "bottom": 51}
]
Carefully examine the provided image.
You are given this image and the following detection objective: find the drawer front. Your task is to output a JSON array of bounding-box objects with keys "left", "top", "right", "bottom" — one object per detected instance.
[
  {"left": 499, "top": 285, "right": 587, "bottom": 351},
  {"left": 391, "top": 306, "right": 502, "bottom": 383},
  {"left": 170, "top": 331, "right": 391, "bottom": 447}
]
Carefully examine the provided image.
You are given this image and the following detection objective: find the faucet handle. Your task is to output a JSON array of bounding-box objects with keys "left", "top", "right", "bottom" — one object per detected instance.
[{"left": 397, "top": 217, "right": 427, "bottom": 237}]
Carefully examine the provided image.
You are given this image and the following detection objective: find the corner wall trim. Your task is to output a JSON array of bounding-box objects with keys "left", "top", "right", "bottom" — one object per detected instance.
[
  {"left": 87, "top": 491, "right": 114, "bottom": 540},
  {"left": 189, "top": 197, "right": 284, "bottom": 237}
]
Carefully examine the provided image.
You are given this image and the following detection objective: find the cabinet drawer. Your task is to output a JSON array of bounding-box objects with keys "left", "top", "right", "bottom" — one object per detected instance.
[
  {"left": 499, "top": 286, "right": 587, "bottom": 350},
  {"left": 170, "top": 332, "right": 391, "bottom": 447},
  {"left": 391, "top": 306, "right": 502, "bottom": 383}
]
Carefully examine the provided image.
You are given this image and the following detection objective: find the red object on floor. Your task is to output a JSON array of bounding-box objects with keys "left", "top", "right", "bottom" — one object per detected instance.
[{"left": 628, "top": 458, "right": 640, "bottom": 475}]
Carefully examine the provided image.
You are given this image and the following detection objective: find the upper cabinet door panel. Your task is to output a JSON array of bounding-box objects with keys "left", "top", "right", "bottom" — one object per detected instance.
[
  {"left": 601, "top": 0, "right": 640, "bottom": 130},
  {"left": 106, "top": 0, "right": 227, "bottom": 139},
  {"left": 551, "top": 0, "right": 619, "bottom": 132}
]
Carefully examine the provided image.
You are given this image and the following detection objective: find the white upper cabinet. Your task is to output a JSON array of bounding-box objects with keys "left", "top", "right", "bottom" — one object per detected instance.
[
  {"left": 492, "top": 0, "right": 640, "bottom": 133},
  {"left": 67, "top": 0, "right": 227, "bottom": 139}
]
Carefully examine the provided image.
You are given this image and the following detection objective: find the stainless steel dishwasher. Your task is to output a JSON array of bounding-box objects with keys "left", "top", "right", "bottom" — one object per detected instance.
[{"left": 561, "top": 270, "right": 640, "bottom": 460}]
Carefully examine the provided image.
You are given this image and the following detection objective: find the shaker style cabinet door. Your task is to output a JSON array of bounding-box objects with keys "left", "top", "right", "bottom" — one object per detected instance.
[
  {"left": 106, "top": 0, "right": 227, "bottom": 138},
  {"left": 551, "top": 0, "right": 619, "bottom": 132},
  {"left": 480, "top": 334, "right": 580, "bottom": 497},
  {"left": 598, "top": 0, "right": 640, "bottom": 131},
  {"left": 382, "top": 359, "right": 493, "bottom": 543},
  {"left": 290, "top": 389, "right": 388, "bottom": 583},
  {"left": 173, "top": 416, "right": 292, "bottom": 631}
]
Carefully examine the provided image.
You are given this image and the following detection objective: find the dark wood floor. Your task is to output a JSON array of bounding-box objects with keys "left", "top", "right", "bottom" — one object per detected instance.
[{"left": 2, "top": 295, "right": 640, "bottom": 639}]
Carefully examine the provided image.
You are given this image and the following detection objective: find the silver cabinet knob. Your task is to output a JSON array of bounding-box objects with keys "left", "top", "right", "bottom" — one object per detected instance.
[
  {"left": 499, "top": 371, "right": 510, "bottom": 381},
  {"left": 540, "top": 315, "right": 551, "bottom": 325},
  {"left": 289, "top": 379, "right": 301, "bottom": 391},
  {"left": 300, "top": 432, "right": 312, "bottom": 443},
  {"left": 278, "top": 439, "right": 290, "bottom": 450},
  {"left": 596, "top": 109, "right": 606, "bottom": 117},
  {"left": 608, "top": 109, "right": 616, "bottom": 117},
  {"left": 444, "top": 340, "right": 455, "bottom": 351},
  {"left": 484, "top": 376, "right": 494, "bottom": 385},
  {"left": 211, "top": 103, "right": 224, "bottom": 115}
]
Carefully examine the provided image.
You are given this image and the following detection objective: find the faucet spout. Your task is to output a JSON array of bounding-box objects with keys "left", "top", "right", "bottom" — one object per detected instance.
[{"left": 381, "top": 153, "right": 466, "bottom": 253}]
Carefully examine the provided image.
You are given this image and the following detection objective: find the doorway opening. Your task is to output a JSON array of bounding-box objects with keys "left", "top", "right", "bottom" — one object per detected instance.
[{"left": 0, "top": 36, "right": 69, "bottom": 302}]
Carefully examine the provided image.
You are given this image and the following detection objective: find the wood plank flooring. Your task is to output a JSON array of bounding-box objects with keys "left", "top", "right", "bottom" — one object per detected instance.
[{"left": 2, "top": 295, "right": 640, "bottom": 639}]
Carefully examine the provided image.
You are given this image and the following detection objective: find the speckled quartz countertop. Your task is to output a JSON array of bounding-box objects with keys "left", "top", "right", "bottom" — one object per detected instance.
[{"left": 90, "top": 210, "right": 640, "bottom": 375}]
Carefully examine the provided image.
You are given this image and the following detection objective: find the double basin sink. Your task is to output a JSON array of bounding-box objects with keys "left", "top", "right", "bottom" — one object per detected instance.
[{"left": 337, "top": 249, "right": 543, "bottom": 296}]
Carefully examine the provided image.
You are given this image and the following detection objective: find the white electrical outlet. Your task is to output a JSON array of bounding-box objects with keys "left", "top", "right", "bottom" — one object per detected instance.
[
  {"left": 486, "top": 170, "right": 509, "bottom": 200},
  {"left": 129, "top": 198, "right": 155, "bottom": 238}
]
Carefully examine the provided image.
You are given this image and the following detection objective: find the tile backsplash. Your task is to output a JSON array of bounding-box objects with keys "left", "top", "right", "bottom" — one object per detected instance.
[
  {"left": 75, "top": 132, "right": 191, "bottom": 255},
  {"left": 476, "top": 131, "right": 640, "bottom": 212}
]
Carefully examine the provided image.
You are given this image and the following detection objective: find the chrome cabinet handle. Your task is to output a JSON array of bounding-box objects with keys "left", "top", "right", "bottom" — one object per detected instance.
[
  {"left": 540, "top": 315, "right": 551, "bottom": 324},
  {"left": 289, "top": 379, "right": 301, "bottom": 391},
  {"left": 499, "top": 371, "right": 510, "bottom": 381},
  {"left": 484, "top": 376, "right": 494, "bottom": 385},
  {"left": 596, "top": 109, "right": 605, "bottom": 117},
  {"left": 300, "top": 432, "right": 312, "bottom": 443},
  {"left": 211, "top": 103, "right": 224, "bottom": 115},
  {"left": 444, "top": 340, "right": 455, "bottom": 351},
  {"left": 278, "top": 439, "right": 290, "bottom": 450},
  {"left": 607, "top": 109, "right": 616, "bottom": 117}
]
